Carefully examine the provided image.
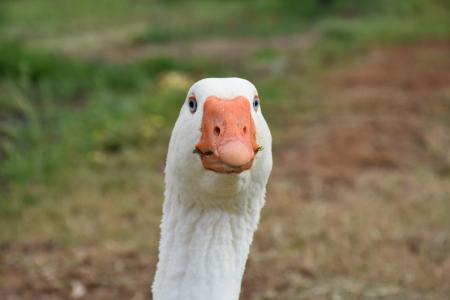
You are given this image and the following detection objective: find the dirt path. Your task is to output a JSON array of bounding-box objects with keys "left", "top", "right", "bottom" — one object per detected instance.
[
  {"left": 101, "top": 31, "right": 316, "bottom": 63},
  {"left": 247, "top": 41, "right": 450, "bottom": 300},
  {"left": 42, "top": 29, "right": 316, "bottom": 63},
  {"left": 1, "top": 42, "right": 450, "bottom": 300}
]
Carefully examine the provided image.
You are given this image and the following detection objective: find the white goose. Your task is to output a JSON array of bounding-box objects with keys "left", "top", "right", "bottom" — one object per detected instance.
[{"left": 152, "top": 78, "right": 272, "bottom": 300}]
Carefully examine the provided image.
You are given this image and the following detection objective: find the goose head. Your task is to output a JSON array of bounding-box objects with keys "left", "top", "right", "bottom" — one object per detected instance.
[{"left": 165, "top": 78, "right": 272, "bottom": 198}]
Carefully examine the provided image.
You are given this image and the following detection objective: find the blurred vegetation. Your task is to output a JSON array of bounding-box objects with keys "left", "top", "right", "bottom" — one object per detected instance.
[
  {"left": 0, "top": 0, "right": 449, "bottom": 215},
  {"left": 0, "top": 1, "right": 450, "bottom": 299}
]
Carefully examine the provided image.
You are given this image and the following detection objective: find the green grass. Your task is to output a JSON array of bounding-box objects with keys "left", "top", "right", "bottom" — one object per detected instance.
[
  {"left": 0, "top": 0, "right": 154, "bottom": 35},
  {"left": 0, "top": 37, "right": 233, "bottom": 185},
  {"left": 0, "top": 53, "right": 220, "bottom": 194},
  {"left": 1, "top": 3, "right": 450, "bottom": 299},
  {"left": 3, "top": 0, "right": 448, "bottom": 49},
  {"left": 1, "top": 0, "right": 450, "bottom": 220},
  {"left": 1, "top": 3, "right": 450, "bottom": 300}
]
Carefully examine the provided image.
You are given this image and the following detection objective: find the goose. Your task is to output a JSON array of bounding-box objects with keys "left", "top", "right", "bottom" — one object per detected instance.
[{"left": 152, "top": 78, "right": 273, "bottom": 300}]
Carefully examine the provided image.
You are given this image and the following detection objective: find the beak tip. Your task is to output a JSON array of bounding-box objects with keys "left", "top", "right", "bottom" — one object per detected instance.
[{"left": 218, "top": 140, "right": 254, "bottom": 168}]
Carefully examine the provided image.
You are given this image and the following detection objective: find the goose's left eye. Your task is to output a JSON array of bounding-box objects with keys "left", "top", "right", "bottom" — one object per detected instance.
[
  {"left": 253, "top": 96, "right": 260, "bottom": 112},
  {"left": 188, "top": 97, "right": 197, "bottom": 113}
]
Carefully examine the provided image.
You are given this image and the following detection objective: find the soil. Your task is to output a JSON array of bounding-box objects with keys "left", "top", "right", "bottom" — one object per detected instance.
[{"left": 1, "top": 42, "right": 450, "bottom": 300}]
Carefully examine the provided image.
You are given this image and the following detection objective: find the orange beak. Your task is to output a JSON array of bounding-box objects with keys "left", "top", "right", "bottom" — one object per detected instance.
[{"left": 195, "top": 96, "right": 259, "bottom": 174}]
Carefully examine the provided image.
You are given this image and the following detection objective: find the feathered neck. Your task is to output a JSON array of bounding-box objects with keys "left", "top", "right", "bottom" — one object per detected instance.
[{"left": 152, "top": 178, "right": 266, "bottom": 300}]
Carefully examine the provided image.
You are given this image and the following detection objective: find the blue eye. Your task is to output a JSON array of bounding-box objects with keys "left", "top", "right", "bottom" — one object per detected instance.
[
  {"left": 253, "top": 96, "right": 260, "bottom": 111},
  {"left": 188, "top": 97, "right": 197, "bottom": 113}
]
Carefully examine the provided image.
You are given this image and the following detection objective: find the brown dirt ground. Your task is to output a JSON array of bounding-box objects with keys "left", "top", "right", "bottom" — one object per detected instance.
[{"left": 1, "top": 42, "right": 450, "bottom": 299}]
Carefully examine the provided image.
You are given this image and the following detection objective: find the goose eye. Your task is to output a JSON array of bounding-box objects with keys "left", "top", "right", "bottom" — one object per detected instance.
[
  {"left": 188, "top": 97, "right": 197, "bottom": 113},
  {"left": 253, "top": 96, "right": 260, "bottom": 111}
]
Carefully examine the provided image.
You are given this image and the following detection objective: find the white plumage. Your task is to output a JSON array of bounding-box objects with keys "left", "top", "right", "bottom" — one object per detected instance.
[{"left": 152, "top": 78, "right": 273, "bottom": 300}]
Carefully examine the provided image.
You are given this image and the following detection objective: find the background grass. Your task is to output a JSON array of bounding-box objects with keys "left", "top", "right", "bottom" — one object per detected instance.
[
  {"left": 0, "top": 1, "right": 449, "bottom": 299},
  {"left": 1, "top": 0, "right": 448, "bottom": 190}
]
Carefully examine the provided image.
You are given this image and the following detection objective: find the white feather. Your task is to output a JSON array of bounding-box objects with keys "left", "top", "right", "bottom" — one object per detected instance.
[{"left": 152, "top": 78, "right": 273, "bottom": 300}]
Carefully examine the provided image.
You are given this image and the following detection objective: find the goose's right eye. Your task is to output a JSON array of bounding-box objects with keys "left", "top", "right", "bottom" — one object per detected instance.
[{"left": 188, "top": 97, "right": 197, "bottom": 113}]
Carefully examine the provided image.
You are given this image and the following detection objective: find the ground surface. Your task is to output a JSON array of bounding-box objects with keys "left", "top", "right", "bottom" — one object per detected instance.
[{"left": 1, "top": 40, "right": 449, "bottom": 300}]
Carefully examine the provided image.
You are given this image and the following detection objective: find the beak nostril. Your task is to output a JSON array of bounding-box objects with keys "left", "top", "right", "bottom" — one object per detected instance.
[
  {"left": 243, "top": 126, "right": 247, "bottom": 135},
  {"left": 204, "top": 150, "right": 214, "bottom": 156},
  {"left": 214, "top": 126, "right": 221, "bottom": 136}
]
